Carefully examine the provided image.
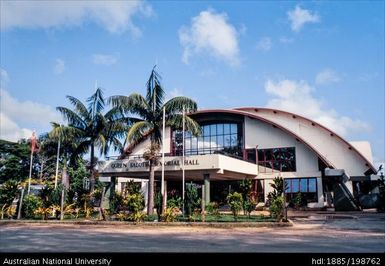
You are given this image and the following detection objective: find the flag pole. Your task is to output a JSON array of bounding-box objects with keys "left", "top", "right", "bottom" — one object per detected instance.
[
  {"left": 182, "top": 106, "right": 185, "bottom": 216},
  {"left": 54, "top": 125, "right": 61, "bottom": 190},
  {"left": 27, "top": 131, "right": 37, "bottom": 195},
  {"left": 161, "top": 106, "right": 165, "bottom": 212},
  {"left": 27, "top": 149, "right": 33, "bottom": 195}
]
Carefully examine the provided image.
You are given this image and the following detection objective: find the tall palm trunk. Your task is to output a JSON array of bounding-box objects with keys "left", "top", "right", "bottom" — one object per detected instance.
[
  {"left": 90, "top": 144, "right": 95, "bottom": 192},
  {"left": 147, "top": 160, "right": 155, "bottom": 215}
]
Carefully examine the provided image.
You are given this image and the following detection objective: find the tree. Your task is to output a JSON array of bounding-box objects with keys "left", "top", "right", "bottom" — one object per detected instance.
[
  {"left": 56, "top": 87, "right": 129, "bottom": 191},
  {"left": 109, "top": 67, "right": 200, "bottom": 215},
  {"left": 0, "top": 139, "right": 39, "bottom": 183}
]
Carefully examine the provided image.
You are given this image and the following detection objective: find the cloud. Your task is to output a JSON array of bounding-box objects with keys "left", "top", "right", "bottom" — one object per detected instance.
[
  {"left": 358, "top": 72, "right": 379, "bottom": 82},
  {"left": 0, "top": 68, "right": 9, "bottom": 83},
  {"left": 315, "top": 68, "right": 341, "bottom": 85},
  {"left": 168, "top": 88, "right": 183, "bottom": 98},
  {"left": 256, "top": 37, "right": 272, "bottom": 52},
  {"left": 92, "top": 54, "right": 118, "bottom": 66},
  {"left": 0, "top": 0, "right": 153, "bottom": 35},
  {"left": 279, "top": 36, "right": 294, "bottom": 44},
  {"left": 264, "top": 79, "right": 370, "bottom": 137},
  {"left": 287, "top": 5, "right": 320, "bottom": 32},
  {"left": 179, "top": 9, "right": 240, "bottom": 66},
  {"left": 53, "top": 58, "right": 65, "bottom": 75},
  {"left": 0, "top": 89, "right": 61, "bottom": 142}
]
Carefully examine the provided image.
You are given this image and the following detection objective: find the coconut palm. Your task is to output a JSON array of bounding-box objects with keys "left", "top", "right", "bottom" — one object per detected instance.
[
  {"left": 109, "top": 67, "right": 200, "bottom": 215},
  {"left": 56, "top": 88, "right": 130, "bottom": 191}
]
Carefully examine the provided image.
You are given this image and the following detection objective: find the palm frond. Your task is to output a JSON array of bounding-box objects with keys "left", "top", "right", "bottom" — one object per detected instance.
[
  {"left": 66, "top": 95, "right": 90, "bottom": 121},
  {"left": 145, "top": 67, "right": 165, "bottom": 112},
  {"left": 87, "top": 87, "right": 105, "bottom": 116},
  {"left": 163, "top": 96, "right": 198, "bottom": 115},
  {"left": 56, "top": 107, "right": 86, "bottom": 129},
  {"left": 126, "top": 121, "right": 153, "bottom": 144}
]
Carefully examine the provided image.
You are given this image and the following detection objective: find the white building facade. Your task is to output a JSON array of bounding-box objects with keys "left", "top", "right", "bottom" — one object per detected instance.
[{"left": 100, "top": 107, "right": 377, "bottom": 210}]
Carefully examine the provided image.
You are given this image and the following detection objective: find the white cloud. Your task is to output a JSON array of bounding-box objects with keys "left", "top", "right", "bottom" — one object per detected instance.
[
  {"left": 169, "top": 88, "right": 183, "bottom": 98},
  {"left": 0, "top": 0, "right": 153, "bottom": 35},
  {"left": 315, "top": 68, "right": 341, "bottom": 85},
  {"left": 179, "top": 9, "right": 240, "bottom": 66},
  {"left": 92, "top": 54, "right": 118, "bottom": 66},
  {"left": 287, "top": 5, "right": 320, "bottom": 32},
  {"left": 279, "top": 36, "right": 294, "bottom": 44},
  {"left": 256, "top": 37, "right": 272, "bottom": 52},
  {"left": 0, "top": 68, "right": 9, "bottom": 83},
  {"left": 53, "top": 58, "right": 65, "bottom": 75},
  {"left": 358, "top": 72, "right": 379, "bottom": 82},
  {"left": 265, "top": 79, "right": 370, "bottom": 137},
  {"left": 0, "top": 89, "right": 61, "bottom": 142}
]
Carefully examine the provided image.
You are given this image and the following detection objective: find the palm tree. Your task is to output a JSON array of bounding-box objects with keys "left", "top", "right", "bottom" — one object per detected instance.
[
  {"left": 57, "top": 87, "right": 129, "bottom": 191},
  {"left": 109, "top": 67, "right": 200, "bottom": 215}
]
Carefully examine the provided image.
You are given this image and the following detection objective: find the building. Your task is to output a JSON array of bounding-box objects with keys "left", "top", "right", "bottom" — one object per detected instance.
[{"left": 100, "top": 107, "right": 380, "bottom": 211}]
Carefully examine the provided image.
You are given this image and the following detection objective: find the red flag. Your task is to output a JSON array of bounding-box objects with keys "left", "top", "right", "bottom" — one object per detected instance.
[{"left": 30, "top": 131, "right": 39, "bottom": 153}]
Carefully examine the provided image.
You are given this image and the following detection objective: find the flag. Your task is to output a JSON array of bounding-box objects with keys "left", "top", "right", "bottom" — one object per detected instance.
[{"left": 30, "top": 131, "right": 39, "bottom": 153}]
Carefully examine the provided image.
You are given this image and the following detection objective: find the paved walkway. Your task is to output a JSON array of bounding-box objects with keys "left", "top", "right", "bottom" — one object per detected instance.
[{"left": 0, "top": 212, "right": 384, "bottom": 253}]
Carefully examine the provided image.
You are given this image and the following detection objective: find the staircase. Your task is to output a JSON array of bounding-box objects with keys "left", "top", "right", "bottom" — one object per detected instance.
[{"left": 325, "top": 169, "right": 360, "bottom": 211}]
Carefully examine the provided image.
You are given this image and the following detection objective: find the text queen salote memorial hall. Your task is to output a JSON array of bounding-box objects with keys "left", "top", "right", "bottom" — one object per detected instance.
[{"left": 99, "top": 107, "right": 380, "bottom": 211}]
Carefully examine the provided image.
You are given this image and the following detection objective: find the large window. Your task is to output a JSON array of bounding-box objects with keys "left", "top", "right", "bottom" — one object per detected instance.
[
  {"left": 257, "top": 147, "right": 296, "bottom": 172},
  {"left": 285, "top": 177, "right": 317, "bottom": 203},
  {"left": 172, "top": 122, "right": 243, "bottom": 158}
]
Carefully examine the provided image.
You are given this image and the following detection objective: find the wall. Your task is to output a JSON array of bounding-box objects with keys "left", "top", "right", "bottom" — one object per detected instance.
[
  {"left": 130, "top": 127, "right": 172, "bottom": 156},
  {"left": 250, "top": 110, "right": 373, "bottom": 177},
  {"left": 244, "top": 116, "right": 320, "bottom": 176}
]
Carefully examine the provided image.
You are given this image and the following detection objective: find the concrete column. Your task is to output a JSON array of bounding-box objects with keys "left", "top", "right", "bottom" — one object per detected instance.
[
  {"left": 203, "top": 173, "right": 210, "bottom": 205},
  {"left": 316, "top": 177, "right": 324, "bottom": 208}
]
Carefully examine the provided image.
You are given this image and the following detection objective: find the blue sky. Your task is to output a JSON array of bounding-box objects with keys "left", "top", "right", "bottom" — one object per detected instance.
[{"left": 0, "top": 1, "right": 384, "bottom": 167}]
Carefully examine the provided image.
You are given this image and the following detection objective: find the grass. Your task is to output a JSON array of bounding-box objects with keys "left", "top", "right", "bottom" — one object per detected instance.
[{"left": 176, "top": 214, "right": 275, "bottom": 223}]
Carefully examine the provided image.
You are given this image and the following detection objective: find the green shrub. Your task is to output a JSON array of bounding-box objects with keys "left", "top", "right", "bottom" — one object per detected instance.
[
  {"left": 206, "top": 202, "right": 220, "bottom": 216},
  {"left": 270, "top": 196, "right": 285, "bottom": 221},
  {"left": 226, "top": 192, "right": 243, "bottom": 221},
  {"left": 161, "top": 207, "right": 179, "bottom": 222},
  {"left": 0, "top": 180, "right": 19, "bottom": 206},
  {"left": 22, "top": 194, "right": 42, "bottom": 219},
  {"left": 244, "top": 199, "right": 257, "bottom": 218},
  {"left": 185, "top": 182, "right": 200, "bottom": 217}
]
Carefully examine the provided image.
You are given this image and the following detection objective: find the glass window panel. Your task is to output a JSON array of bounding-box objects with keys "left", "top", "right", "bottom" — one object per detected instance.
[
  {"left": 198, "top": 137, "right": 204, "bottom": 149},
  {"left": 265, "top": 150, "right": 273, "bottom": 161},
  {"left": 185, "top": 131, "right": 191, "bottom": 138},
  {"left": 224, "top": 124, "right": 231, "bottom": 134},
  {"left": 191, "top": 137, "right": 197, "bottom": 149},
  {"left": 230, "top": 124, "right": 237, "bottom": 134},
  {"left": 203, "top": 136, "right": 211, "bottom": 148},
  {"left": 202, "top": 125, "right": 210, "bottom": 136},
  {"left": 211, "top": 135, "right": 217, "bottom": 148},
  {"left": 308, "top": 178, "right": 317, "bottom": 192},
  {"left": 217, "top": 135, "right": 224, "bottom": 148},
  {"left": 292, "top": 179, "right": 299, "bottom": 193},
  {"left": 300, "top": 179, "right": 308, "bottom": 192},
  {"left": 224, "top": 135, "right": 231, "bottom": 147},
  {"left": 230, "top": 134, "right": 237, "bottom": 147},
  {"left": 273, "top": 161, "right": 281, "bottom": 171},
  {"left": 184, "top": 138, "right": 191, "bottom": 151},
  {"left": 210, "top": 124, "right": 216, "bottom": 135},
  {"left": 217, "top": 124, "right": 224, "bottom": 135},
  {"left": 285, "top": 180, "right": 291, "bottom": 193},
  {"left": 257, "top": 150, "right": 265, "bottom": 162}
]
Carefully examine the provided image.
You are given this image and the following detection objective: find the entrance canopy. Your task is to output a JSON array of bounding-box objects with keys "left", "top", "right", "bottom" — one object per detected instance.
[{"left": 99, "top": 154, "right": 258, "bottom": 181}]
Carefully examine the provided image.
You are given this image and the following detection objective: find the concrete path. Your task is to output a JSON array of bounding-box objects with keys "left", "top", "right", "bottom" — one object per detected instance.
[{"left": 0, "top": 212, "right": 384, "bottom": 253}]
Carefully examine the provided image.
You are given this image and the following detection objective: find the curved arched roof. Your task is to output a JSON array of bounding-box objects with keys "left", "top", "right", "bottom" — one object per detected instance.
[{"left": 191, "top": 107, "right": 375, "bottom": 175}]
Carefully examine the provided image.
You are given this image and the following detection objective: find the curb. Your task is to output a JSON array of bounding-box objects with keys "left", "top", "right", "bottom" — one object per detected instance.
[{"left": 0, "top": 219, "right": 293, "bottom": 228}]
